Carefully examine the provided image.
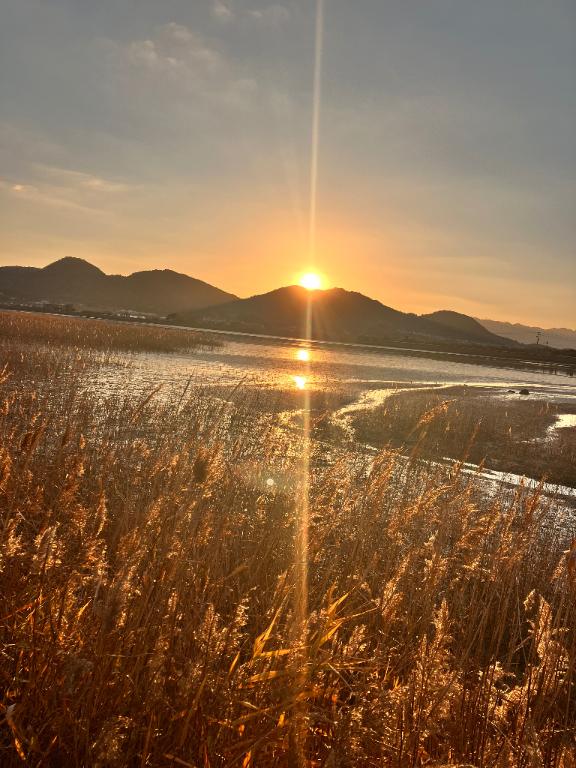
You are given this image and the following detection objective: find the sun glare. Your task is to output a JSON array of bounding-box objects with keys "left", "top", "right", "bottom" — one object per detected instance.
[
  {"left": 293, "top": 375, "right": 307, "bottom": 390},
  {"left": 296, "top": 349, "right": 310, "bottom": 362},
  {"left": 299, "top": 272, "right": 322, "bottom": 291}
]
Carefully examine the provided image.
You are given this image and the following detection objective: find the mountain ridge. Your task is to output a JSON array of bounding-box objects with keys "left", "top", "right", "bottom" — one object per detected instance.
[
  {"left": 2, "top": 257, "right": 559, "bottom": 348},
  {"left": 476, "top": 318, "right": 576, "bottom": 349},
  {"left": 171, "top": 285, "right": 515, "bottom": 347},
  {"left": 0, "top": 257, "right": 237, "bottom": 315}
]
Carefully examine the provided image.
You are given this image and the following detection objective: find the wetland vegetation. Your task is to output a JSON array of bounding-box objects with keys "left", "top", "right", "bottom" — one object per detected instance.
[{"left": 1, "top": 311, "right": 575, "bottom": 767}]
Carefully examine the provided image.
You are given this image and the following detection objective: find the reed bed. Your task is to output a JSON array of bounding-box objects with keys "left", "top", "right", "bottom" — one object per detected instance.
[
  {"left": 352, "top": 386, "right": 576, "bottom": 488},
  {"left": 0, "top": 329, "right": 575, "bottom": 767},
  {"left": 0, "top": 310, "right": 215, "bottom": 354}
]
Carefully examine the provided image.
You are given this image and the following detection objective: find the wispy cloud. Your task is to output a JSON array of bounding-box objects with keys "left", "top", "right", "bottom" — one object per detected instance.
[
  {"left": 247, "top": 5, "right": 290, "bottom": 26},
  {"left": 211, "top": 1, "right": 234, "bottom": 23},
  {"left": 0, "top": 163, "right": 132, "bottom": 216},
  {"left": 36, "top": 165, "right": 130, "bottom": 194},
  {"left": 105, "top": 22, "right": 258, "bottom": 109},
  {"left": 0, "top": 178, "right": 106, "bottom": 216},
  {"left": 211, "top": 1, "right": 290, "bottom": 26}
]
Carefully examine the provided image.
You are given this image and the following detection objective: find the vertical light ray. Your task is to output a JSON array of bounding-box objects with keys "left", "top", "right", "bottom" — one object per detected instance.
[
  {"left": 292, "top": 293, "right": 312, "bottom": 765},
  {"left": 293, "top": 2, "right": 324, "bottom": 763},
  {"left": 308, "top": 0, "right": 324, "bottom": 265}
]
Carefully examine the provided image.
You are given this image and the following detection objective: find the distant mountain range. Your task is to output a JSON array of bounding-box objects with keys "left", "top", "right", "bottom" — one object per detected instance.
[
  {"left": 476, "top": 318, "right": 576, "bottom": 350},
  {"left": 172, "top": 286, "right": 514, "bottom": 347},
  {"left": 4, "top": 257, "right": 567, "bottom": 349},
  {"left": 0, "top": 257, "right": 237, "bottom": 315}
]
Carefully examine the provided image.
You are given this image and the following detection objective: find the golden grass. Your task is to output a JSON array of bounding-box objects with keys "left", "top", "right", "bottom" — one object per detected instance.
[
  {"left": 0, "top": 323, "right": 575, "bottom": 766},
  {"left": 352, "top": 386, "right": 576, "bottom": 488},
  {"left": 0, "top": 310, "right": 216, "bottom": 354}
]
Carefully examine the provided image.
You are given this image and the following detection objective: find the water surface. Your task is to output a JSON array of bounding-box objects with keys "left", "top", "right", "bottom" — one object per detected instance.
[{"left": 100, "top": 334, "right": 576, "bottom": 404}]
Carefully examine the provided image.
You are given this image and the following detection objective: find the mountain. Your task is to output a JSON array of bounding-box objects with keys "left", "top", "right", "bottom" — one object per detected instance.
[
  {"left": 476, "top": 318, "right": 576, "bottom": 350},
  {"left": 172, "top": 286, "right": 515, "bottom": 346},
  {"left": 421, "top": 311, "right": 516, "bottom": 346},
  {"left": 0, "top": 257, "right": 237, "bottom": 315}
]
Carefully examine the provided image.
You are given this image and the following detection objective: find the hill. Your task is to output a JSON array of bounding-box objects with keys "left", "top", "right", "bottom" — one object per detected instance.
[
  {"left": 0, "top": 257, "right": 237, "bottom": 315},
  {"left": 172, "top": 286, "right": 515, "bottom": 346},
  {"left": 476, "top": 318, "right": 576, "bottom": 350},
  {"left": 421, "top": 310, "right": 517, "bottom": 346}
]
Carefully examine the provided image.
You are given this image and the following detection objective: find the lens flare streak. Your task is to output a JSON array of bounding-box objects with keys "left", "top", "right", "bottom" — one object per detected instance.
[
  {"left": 292, "top": 2, "right": 324, "bottom": 761},
  {"left": 308, "top": 0, "right": 324, "bottom": 265}
]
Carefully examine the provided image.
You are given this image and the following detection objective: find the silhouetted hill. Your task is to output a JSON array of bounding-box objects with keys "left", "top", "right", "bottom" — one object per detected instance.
[
  {"left": 172, "top": 286, "right": 515, "bottom": 346},
  {"left": 0, "top": 257, "right": 237, "bottom": 315},
  {"left": 476, "top": 318, "right": 576, "bottom": 350},
  {"left": 421, "top": 310, "right": 515, "bottom": 346}
]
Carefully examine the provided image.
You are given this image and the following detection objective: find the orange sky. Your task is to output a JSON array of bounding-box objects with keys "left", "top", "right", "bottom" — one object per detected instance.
[
  {"left": 1, "top": 1, "right": 574, "bottom": 328},
  {"left": 3, "top": 205, "right": 573, "bottom": 328}
]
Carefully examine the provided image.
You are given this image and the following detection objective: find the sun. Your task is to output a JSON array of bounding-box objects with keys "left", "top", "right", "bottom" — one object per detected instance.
[{"left": 299, "top": 272, "right": 322, "bottom": 291}]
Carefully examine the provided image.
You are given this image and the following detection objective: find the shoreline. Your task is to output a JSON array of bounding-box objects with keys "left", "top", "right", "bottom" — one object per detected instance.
[{"left": 2, "top": 305, "right": 574, "bottom": 378}]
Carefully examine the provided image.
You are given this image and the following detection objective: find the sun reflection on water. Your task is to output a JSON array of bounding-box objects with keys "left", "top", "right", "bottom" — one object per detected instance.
[
  {"left": 293, "top": 375, "right": 307, "bottom": 390},
  {"left": 296, "top": 349, "right": 310, "bottom": 362}
]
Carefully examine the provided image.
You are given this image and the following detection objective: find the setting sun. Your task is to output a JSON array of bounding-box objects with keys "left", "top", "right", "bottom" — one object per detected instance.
[{"left": 299, "top": 272, "right": 322, "bottom": 291}]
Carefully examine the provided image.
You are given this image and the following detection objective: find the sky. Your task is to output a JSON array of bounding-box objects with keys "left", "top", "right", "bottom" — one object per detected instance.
[{"left": 0, "top": 0, "right": 575, "bottom": 327}]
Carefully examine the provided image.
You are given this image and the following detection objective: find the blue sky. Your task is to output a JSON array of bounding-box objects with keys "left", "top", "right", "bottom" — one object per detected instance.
[{"left": 1, "top": 0, "right": 574, "bottom": 326}]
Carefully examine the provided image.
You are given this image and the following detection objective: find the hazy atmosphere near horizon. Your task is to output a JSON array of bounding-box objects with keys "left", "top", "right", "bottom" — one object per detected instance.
[{"left": 1, "top": 0, "right": 575, "bottom": 327}]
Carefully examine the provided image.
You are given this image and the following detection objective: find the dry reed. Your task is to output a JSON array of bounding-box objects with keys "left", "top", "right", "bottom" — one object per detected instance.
[
  {"left": 352, "top": 386, "right": 576, "bottom": 488},
  {"left": 0, "top": 318, "right": 575, "bottom": 767},
  {"left": 0, "top": 310, "right": 215, "bottom": 354}
]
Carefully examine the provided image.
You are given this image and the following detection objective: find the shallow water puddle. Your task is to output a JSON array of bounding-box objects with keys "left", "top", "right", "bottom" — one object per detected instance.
[
  {"left": 546, "top": 412, "right": 576, "bottom": 436},
  {"left": 553, "top": 413, "right": 576, "bottom": 430}
]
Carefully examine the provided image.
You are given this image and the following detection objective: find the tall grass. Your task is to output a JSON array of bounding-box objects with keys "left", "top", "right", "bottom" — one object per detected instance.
[
  {"left": 0, "top": 325, "right": 575, "bottom": 766},
  {"left": 352, "top": 386, "right": 576, "bottom": 488},
  {"left": 0, "top": 310, "right": 215, "bottom": 354}
]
